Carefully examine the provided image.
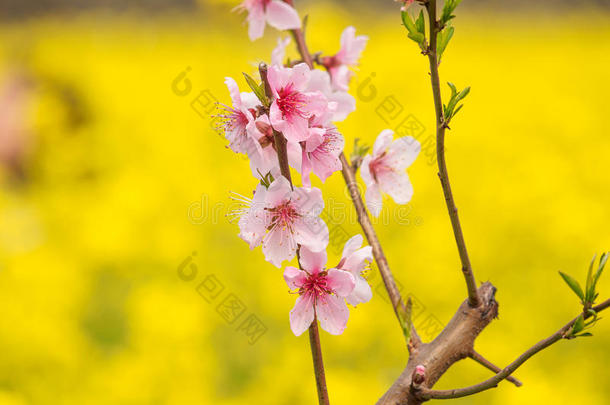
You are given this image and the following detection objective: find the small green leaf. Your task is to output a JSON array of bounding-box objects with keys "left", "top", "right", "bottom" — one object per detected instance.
[
  {"left": 398, "top": 297, "right": 413, "bottom": 342},
  {"left": 243, "top": 73, "right": 269, "bottom": 106},
  {"left": 415, "top": 10, "right": 425, "bottom": 34},
  {"left": 559, "top": 271, "right": 585, "bottom": 301},
  {"left": 573, "top": 314, "right": 585, "bottom": 334},
  {"left": 402, "top": 11, "right": 425, "bottom": 46},
  {"left": 437, "top": 26, "right": 454, "bottom": 60},
  {"left": 575, "top": 332, "right": 593, "bottom": 337}
]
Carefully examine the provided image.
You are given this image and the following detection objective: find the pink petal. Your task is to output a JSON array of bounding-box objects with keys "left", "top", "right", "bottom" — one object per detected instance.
[
  {"left": 265, "top": 0, "right": 302, "bottom": 31},
  {"left": 326, "top": 269, "right": 355, "bottom": 297},
  {"left": 224, "top": 77, "right": 242, "bottom": 108},
  {"left": 337, "top": 26, "right": 368, "bottom": 65},
  {"left": 345, "top": 274, "right": 373, "bottom": 306},
  {"left": 343, "top": 246, "right": 373, "bottom": 274},
  {"left": 293, "top": 185, "right": 324, "bottom": 213},
  {"left": 315, "top": 294, "right": 350, "bottom": 335},
  {"left": 365, "top": 182, "right": 383, "bottom": 218},
  {"left": 293, "top": 216, "right": 329, "bottom": 253},
  {"left": 385, "top": 137, "right": 420, "bottom": 170},
  {"left": 359, "top": 154, "right": 373, "bottom": 185},
  {"left": 341, "top": 234, "right": 363, "bottom": 260},
  {"left": 246, "top": 3, "right": 266, "bottom": 41},
  {"left": 326, "top": 90, "right": 355, "bottom": 122},
  {"left": 299, "top": 246, "right": 327, "bottom": 273},
  {"left": 284, "top": 266, "right": 307, "bottom": 289},
  {"left": 289, "top": 293, "right": 315, "bottom": 336},
  {"left": 265, "top": 176, "right": 292, "bottom": 206},
  {"left": 286, "top": 140, "right": 303, "bottom": 173},
  {"left": 373, "top": 129, "right": 394, "bottom": 156},
  {"left": 377, "top": 170, "right": 414, "bottom": 205},
  {"left": 271, "top": 36, "right": 291, "bottom": 66},
  {"left": 275, "top": 114, "right": 310, "bottom": 143},
  {"left": 329, "top": 65, "right": 351, "bottom": 92},
  {"left": 289, "top": 63, "right": 311, "bottom": 91},
  {"left": 262, "top": 225, "right": 297, "bottom": 268}
]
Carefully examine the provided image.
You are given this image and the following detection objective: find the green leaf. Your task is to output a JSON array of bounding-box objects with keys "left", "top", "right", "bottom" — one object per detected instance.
[
  {"left": 243, "top": 73, "right": 269, "bottom": 106},
  {"left": 441, "top": 0, "right": 462, "bottom": 26},
  {"left": 559, "top": 271, "right": 585, "bottom": 301},
  {"left": 437, "top": 26, "right": 454, "bottom": 60},
  {"left": 573, "top": 314, "right": 585, "bottom": 334},
  {"left": 575, "top": 332, "right": 593, "bottom": 337},
  {"left": 586, "top": 253, "right": 597, "bottom": 303},
  {"left": 402, "top": 10, "right": 425, "bottom": 45},
  {"left": 415, "top": 10, "right": 425, "bottom": 34}
]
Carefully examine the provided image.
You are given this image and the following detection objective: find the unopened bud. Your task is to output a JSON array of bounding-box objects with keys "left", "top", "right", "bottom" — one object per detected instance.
[{"left": 411, "top": 365, "right": 426, "bottom": 388}]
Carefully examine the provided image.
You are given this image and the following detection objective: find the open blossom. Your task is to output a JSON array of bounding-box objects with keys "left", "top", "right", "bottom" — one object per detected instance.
[
  {"left": 237, "top": 0, "right": 301, "bottom": 41},
  {"left": 234, "top": 176, "right": 329, "bottom": 267},
  {"left": 324, "top": 26, "right": 368, "bottom": 91},
  {"left": 245, "top": 114, "right": 302, "bottom": 179},
  {"left": 360, "top": 129, "right": 420, "bottom": 217},
  {"left": 219, "top": 77, "right": 260, "bottom": 154},
  {"left": 267, "top": 63, "right": 328, "bottom": 143},
  {"left": 284, "top": 246, "right": 355, "bottom": 336},
  {"left": 301, "top": 112, "right": 344, "bottom": 187},
  {"left": 307, "top": 69, "right": 355, "bottom": 122},
  {"left": 336, "top": 234, "right": 373, "bottom": 306}
]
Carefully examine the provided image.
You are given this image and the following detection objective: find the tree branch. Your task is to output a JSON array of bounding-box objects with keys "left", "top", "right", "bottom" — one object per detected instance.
[
  {"left": 426, "top": 0, "right": 479, "bottom": 307},
  {"left": 469, "top": 350, "right": 522, "bottom": 387},
  {"left": 309, "top": 317, "right": 330, "bottom": 405},
  {"left": 419, "top": 298, "right": 610, "bottom": 400}
]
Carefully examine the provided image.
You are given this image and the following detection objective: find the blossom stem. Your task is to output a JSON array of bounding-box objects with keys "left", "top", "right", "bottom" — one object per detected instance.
[
  {"left": 425, "top": 0, "right": 479, "bottom": 307},
  {"left": 282, "top": 1, "right": 315, "bottom": 68},
  {"left": 309, "top": 316, "right": 330, "bottom": 405}
]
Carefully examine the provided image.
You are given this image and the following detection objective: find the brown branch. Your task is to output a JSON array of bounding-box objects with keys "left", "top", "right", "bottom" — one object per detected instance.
[
  {"left": 419, "top": 298, "right": 610, "bottom": 400},
  {"left": 309, "top": 317, "right": 330, "bottom": 405},
  {"left": 340, "top": 154, "right": 420, "bottom": 345},
  {"left": 426, "top": 0, "right": 479, "bottom": 307},
  {"left": 469, "top": 350, "right": 522, "bottom": 387}
]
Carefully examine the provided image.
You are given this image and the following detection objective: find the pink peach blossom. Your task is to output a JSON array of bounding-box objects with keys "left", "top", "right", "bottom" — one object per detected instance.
[
  {"left": 234, "top": 176, "right": 329, "bottom": 267},
  {"left": 360, "top": 129, "right": 420, "bottom": 217},
  {"left": 237, "top": 0, "right": 301, "bottom": 41},
  {"left": 219, "top": 77, "right": 260, "bottom": 154},
  {"left": 267, "top": 63, "right": 328, "bottom": 143},
  {"left": 337, "top": 234, "right": 373, "bottom": 306},
  {"left": 284, "top": 246, "right": 355, "bottom": 336},
  {"left": 307, "top": 69, "right": 355, "bottom": 122},
  {"left": 301, "top": 113, "right": 344, "bottom": 187},
  {"left": 325, "top": 26, "right": 368, "bottom": 91}
]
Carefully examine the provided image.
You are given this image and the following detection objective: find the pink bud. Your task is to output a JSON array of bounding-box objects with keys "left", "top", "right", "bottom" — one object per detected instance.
[{"left": 412, "top": 365, "right": 426, "bottom": 386}]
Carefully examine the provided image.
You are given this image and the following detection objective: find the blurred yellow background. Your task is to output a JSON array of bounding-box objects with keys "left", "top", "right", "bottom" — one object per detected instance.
[{"left": 1, "top": 1, "right": 609, "bottom": 404}]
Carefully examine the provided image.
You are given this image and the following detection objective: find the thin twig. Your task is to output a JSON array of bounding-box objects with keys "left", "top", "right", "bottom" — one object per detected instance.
[
  {"left": 469, "top": 350, "right": 522, "bottom": 387},
  {"left": 419, "top": 298, "right": 610, "bottom": 400},
  {"left": 309, "top": 317, "right": 330, "bottom": 405},
  {"left": 426, "top": 0, "right": 479, "bottom": 307}
]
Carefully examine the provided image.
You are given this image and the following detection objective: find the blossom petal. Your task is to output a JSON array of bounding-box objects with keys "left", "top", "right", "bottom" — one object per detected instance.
[
  {"left": 271, "top": 36, "right": 291, "bottom": 66},
  {"left": 326, "top": 269, "right": 355, "bottom": 297},
  {"left": 346, "top": 274, "right": 373, "bottom": 306},
  {"left": 265, "top": 0, "right": 302, "bottom": 31},
  {"left": 294, "top": 216, "right": 329, "bottom": 252},
  {"left": 265, "top": 176, "right": 293, "bottom": 206},
  {"left": 360, "top": 154, "right": 373, "bottom": 185},
  {"left": 262, "top": 226, "right": 297, "bottom": 268},
  {"left": 386, "top": 137, "right": 421, "bottom": 170},
  {"left": 289, "top": 293, "right": 315, "bottom": 336},
  {"left": 377, "top": 170, "right": 414, "bottom": 205},
  {"left": 315, "top": 294, "right": 350, "bottom": 335},
  {"left": 373, "top": 129, "right": 394, "bottom": 156},
  {"left": 224, "top": 77, "right": 242, "bottom": 108},
  {"left": 246, "top": 3, "right": 266, "bottom": 41},
  {"left": 299, "top": 246, "right": 327, "bottom": 273},
  {"left": 365, "top": 182, "right": 383, "bottom": 218},
  {"left": 341, "top": 234, "right": 364, "bottom": 260},
  {"left": 343, "top": 246, "right": 373, "bottom": 274},
  {"left": 284, "top": 266, "right": 307, "bottom": 289}
]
